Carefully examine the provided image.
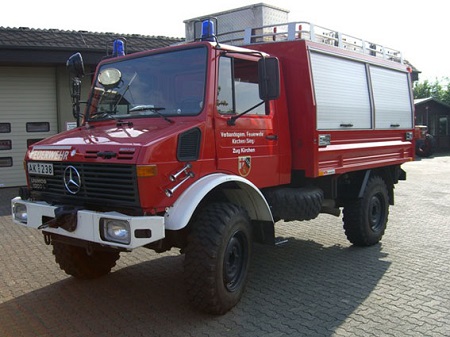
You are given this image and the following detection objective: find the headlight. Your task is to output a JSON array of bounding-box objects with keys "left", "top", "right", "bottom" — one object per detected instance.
[
  {"left": 12, "top": 203, "right": 28, "bottom": 224},
  {"left": 101, "top": 218, "right": 131, "bottom": 245}
]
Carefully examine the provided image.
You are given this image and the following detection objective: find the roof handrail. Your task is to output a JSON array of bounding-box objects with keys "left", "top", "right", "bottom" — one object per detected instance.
[{"left": 218, "top": 21, "right": 403, "bottom": 64}]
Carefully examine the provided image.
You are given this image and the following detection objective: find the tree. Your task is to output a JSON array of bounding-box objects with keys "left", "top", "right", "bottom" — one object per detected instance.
[
  {"left": 413, "top": 77, "right": 450, "bottom": 105},
  {"left": 440, "top": 81, "right": 450, "bottom": 104}
]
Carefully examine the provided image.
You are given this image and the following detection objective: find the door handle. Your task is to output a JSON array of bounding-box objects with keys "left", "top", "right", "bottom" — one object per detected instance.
[{"left": 266, "top": 134, "right": 278, "bottom": 140}]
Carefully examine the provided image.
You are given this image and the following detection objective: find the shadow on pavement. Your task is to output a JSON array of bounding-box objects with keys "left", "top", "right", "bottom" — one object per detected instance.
[
  {"left": 0, "top": 236, "right": 390, "bottom": 337},
  {"left": 0, "top": 187, "right": 17, "bottom": 216}
]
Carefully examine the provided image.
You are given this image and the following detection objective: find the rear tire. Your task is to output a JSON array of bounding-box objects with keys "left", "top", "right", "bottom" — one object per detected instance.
[
  {"left": 52, "top": 241, "right": 120, "bottom": 279},
  {"left": 343, "top": 176, "right": 389, "bottom": 246},
  {"left": 184, "top": 203, "right": 252, "bottom": 315}
]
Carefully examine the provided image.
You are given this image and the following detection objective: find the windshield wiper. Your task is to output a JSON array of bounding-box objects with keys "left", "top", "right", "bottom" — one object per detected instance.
[
  {"left": 89, "top": 111, "right": 116, "bottom": 120},
  {"left": 114, "top": 72, "right": 137, "bottom": 111},
  {"left": 129, "top": 105, "right": 174, "bottom": 124}
]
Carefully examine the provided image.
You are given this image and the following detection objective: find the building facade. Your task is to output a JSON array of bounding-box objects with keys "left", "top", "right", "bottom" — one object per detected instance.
[
  {"left": 0, "top": 27, "right": 180, "bottom": 187},
  {"left": 414, "top": 97, "right": 450, "bottom": 151}
]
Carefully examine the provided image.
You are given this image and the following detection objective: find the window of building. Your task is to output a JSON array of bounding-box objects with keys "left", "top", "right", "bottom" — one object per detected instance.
[
  {"left": 26, "top": 122, "right": 50, "bottom": 132},
  {"left": 0, "top": 123, "right": 11, "bottom": 133},
  {"left": 0, "top": 157, "right": 13, "bottom": 167},
  {"left": 0, "top": 140, "right": 12, "bottom": 150},
  {"left": 439, "top": 116, "right": 449, "bottom": 136},
  {"left": 27, "top": 139, "right": 43, "bottom": 147}
]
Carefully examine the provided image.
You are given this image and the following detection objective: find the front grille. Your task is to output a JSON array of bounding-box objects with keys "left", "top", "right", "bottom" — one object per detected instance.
[{"left": 29, "top": 163, "right": 140, "bottom": 208}]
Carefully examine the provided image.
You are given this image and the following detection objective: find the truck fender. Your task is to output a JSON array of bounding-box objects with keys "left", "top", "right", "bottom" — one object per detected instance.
[
  {"left": 164, "top": 173, "right": 274, "bottom": 231},
  {"left": 357, "top": 168, "right": 395, "bottom": 205}
]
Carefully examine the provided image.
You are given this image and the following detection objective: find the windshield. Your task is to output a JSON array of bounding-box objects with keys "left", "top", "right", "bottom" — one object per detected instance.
[{"left": 86, "top": 46, "right": 207, "bottom": 121}]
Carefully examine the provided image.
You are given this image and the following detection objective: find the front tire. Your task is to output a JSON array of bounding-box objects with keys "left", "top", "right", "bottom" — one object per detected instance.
[
  {"left": 52, "top": 241, "right": 120, "bottom": 279},
  {"left": 343, "top": 176, "right": 389, "bottom": 246},
  {"left": 184, "top": 203, "right": 252, "bottom": 315}
]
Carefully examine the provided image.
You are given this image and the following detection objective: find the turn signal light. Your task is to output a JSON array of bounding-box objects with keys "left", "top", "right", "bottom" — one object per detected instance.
[{"left": 137, "top": 165, "right": 158, "bottom": 177}]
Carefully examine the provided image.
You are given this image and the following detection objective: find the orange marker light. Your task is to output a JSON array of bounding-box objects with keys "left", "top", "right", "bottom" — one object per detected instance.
[{"left": 137, "top": 165, "right": 158, "bottom": 177}]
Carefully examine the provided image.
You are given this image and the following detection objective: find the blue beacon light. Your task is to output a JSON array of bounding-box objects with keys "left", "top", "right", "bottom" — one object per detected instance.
[
  {"left": 201, "top": 20, "right": 215, "bottom": 42},
  {"left": 113, "top": 39, "right": 125, "bottom": 57}
]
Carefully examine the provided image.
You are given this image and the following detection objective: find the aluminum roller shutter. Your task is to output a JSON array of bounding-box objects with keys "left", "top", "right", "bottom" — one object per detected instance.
[
  {"left": 370, "top": 66, "right": 414, "bottom": 129},
  {"left": 310, "top": 51, "right": 372, "bottom": 130}
]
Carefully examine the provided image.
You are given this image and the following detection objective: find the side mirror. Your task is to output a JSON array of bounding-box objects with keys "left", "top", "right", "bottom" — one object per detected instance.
[
  {"left": 258, "top": 57, "right": 280, "bottom": 101},
  {"left": 66, "top": 52, "right": 85, "bottom": 78},
  {"left": 66, "top": 52, "right": 85, "bottom": 127}
]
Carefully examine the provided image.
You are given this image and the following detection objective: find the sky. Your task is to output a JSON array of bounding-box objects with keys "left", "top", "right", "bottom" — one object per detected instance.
[{"left": 2, "top": 0, "right": 447, "bottom": 82}]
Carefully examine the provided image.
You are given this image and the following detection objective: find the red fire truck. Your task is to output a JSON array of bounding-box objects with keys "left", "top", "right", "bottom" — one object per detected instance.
[{"left": 12, "top": 19, "right": 415, "bottom": 314}]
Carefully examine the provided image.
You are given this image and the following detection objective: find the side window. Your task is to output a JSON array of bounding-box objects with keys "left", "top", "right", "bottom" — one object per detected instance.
[
  {"left": 217, "top": 57, "right": 233, "bottom": 113},
  {"left": 217, "top": 57, "right": 266, "bottom": 115}
]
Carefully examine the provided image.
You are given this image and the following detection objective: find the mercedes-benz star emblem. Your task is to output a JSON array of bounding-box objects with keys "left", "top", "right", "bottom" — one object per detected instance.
[{"left": 63, "top": 165, "right": 81, "bottom": 194}]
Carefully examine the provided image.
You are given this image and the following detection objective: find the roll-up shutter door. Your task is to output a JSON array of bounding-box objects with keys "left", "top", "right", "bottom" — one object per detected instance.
[
  {"left": 0, "top": 67, "right": 58, "bottom": 187},
  {"left": 310, "top": 52, "right": 372, "bottom": 130},
  {"left": 370, "top": 66, "right": 414, "bottom": 129}
]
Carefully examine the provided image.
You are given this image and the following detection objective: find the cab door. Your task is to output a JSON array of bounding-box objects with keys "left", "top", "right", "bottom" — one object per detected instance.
[{"left": 214, "top": 56, "right": 280, "bottom": 188}]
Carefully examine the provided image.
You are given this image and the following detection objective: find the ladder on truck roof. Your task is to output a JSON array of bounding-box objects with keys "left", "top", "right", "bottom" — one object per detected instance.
[{"left": 218, "top": 21, "right": 403, "bottom": 64}]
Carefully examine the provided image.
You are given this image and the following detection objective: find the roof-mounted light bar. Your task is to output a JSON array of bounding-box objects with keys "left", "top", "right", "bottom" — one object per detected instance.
[
  {"left": 112, "top": 39, "right": 126, "bottom": 57},
  {"left": 201, "top": 19, "right": 216, "bottom": 42}
]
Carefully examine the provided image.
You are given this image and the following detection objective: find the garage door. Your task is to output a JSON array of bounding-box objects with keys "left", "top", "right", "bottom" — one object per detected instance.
[{"left": 0, "top": 67, "right": 58, "bottom": 187}]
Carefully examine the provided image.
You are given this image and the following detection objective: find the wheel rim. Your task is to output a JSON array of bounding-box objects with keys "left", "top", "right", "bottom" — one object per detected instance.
[
  {"left": 369, "top": 193, "right": 384, "bottom": 232},
  {"left": 223, "top": 231, "right": 247, "bottom": 292}
]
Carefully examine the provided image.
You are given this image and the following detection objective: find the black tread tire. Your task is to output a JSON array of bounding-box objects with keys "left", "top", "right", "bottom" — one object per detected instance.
[
  {"left": 184, "top": 203, "right": 252, "bottom": 315},
  {"left": 52, "top": 242, "right": 120, "bottom": 279},
  {"left": 343, "top": 176, "right": 389, "bottom": 246},
  {"left": 264, "top": 187, "right": 324, "bottom": 221}
]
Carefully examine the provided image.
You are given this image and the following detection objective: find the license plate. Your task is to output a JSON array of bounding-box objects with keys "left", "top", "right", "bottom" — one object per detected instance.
[{"left": 28, "top": 162, "right": 54, "bottom": 176}]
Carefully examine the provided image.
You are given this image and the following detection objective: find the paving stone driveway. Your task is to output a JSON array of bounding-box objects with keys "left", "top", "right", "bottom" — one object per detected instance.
[{"left": 1, "top": 154, "right": 449, "bottom": 336}]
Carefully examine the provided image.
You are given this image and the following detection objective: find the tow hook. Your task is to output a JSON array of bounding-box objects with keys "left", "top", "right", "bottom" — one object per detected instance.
[{"left": 38, "top": 206, "right": 80, "bottom": 232}]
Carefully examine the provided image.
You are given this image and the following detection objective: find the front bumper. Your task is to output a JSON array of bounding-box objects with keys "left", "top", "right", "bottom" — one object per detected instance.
[{"left": 11, "top": 197, "right": 165, "bottom": 250}]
